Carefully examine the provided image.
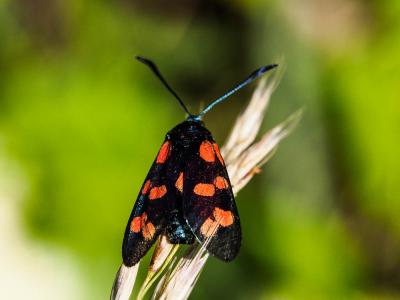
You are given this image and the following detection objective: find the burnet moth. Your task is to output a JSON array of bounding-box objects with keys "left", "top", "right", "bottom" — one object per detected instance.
[{"left": 122, "top": 57, "right": 277, "bottom": 266}]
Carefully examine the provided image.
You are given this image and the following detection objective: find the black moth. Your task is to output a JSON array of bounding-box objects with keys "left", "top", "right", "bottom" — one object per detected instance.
[{"left": 122, "top": 57, "right": 277, "bottom": 266}]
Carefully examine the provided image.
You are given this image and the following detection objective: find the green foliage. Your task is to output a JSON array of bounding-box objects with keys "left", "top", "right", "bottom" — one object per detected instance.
[{"left": 1, "top": 0, "right": 399, "bottom": 299}]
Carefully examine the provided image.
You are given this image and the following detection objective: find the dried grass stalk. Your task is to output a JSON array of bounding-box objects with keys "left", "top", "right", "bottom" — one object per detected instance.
[
  {"left": 136, "top": 235, "right": 180, "bottom": 299},
  {"left": 110, "top": 75, "right": 301, "bottom": 300},
  {"left": 110, "top": 263, "right": 140, "bottom": 300}
]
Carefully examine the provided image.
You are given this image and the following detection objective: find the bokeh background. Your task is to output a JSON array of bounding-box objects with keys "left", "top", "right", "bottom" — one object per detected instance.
[{"left": 1, "top": 0, "right": 399, "bottom": 299}]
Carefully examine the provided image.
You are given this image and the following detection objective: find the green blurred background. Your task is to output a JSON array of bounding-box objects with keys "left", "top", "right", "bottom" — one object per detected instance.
[{"left": 1, "top": 0, "right": 399, "bottom": 299}]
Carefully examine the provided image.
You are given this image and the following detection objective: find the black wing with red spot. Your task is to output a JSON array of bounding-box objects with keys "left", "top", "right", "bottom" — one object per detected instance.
[
  {"left": 182, "top": 129, "right": 241, "bottom": 261},
  {"left": 122, "top": 119, "right": 241, "bottom": 266},
  {"left": 122, "top": 139, "right": 172, "bottom": 267}
]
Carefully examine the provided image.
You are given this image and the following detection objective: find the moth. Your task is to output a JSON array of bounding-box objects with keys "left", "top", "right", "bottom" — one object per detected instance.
[{"left": 122, "top": 57, "right": 277, "bottom": 266}]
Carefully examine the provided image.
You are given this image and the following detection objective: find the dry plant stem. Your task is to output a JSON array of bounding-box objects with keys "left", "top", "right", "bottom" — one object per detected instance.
[
  {"left": 229, "top": 110, "right": 302, "bottom": 193},
  {"left": 152, "top": 240, "right": 211, "bottom": 299},
  {"left": 110, "top": 263, "right": 140, "bottom": 300},
  {"left": 222, "top": 79, "right": 275, "bottom": 164},
  {"left": 153, "top": 216, "right": 227, "bottom": 300},
  {"left": 137, "top": 236, "right": 180, "bottom": 300},
  {"left": 149, "top": 235, "right": 177, "bottom": 273},
  {"left": 151, "top": 78, "right": 301, "bottom": 300},
  {"left": 110, "top": 236, "right": 177, "bottom": 300}
]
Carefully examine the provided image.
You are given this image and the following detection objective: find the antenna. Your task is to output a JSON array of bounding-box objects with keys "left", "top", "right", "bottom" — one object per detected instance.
[
  {"left": 196, "top": 64, "right": 278, "bottom": 119},
  {"left": 136, "top": 56, "right": 193, "bottom": 117}
]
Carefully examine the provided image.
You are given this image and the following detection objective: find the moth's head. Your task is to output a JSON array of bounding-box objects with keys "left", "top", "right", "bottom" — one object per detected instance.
[
  {"left": 186, "top": 114, "right": 204, "bottom": 123},
  {"left": 167, "top": 118, "right": 211, "bottom": 147}
]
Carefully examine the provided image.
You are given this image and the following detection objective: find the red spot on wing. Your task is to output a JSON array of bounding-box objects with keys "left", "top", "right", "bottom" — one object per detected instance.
[
  {"left": 149, "top": 185, "right": 167, "bottom": 200},
  {"left": 213, "top": 208, "right": 234, "bottom": 227},
  {"left": 141, "top": 212, "right": 148, "bottom": 223},
  {"left": 142, "top": 180, "right": 151, "bottom": 194},
  {"left": 142, "top": 222, "right": 156, "bottom": 240},
  {"left": 140, "top": 213, "right": 155, "bottom": 240},
  {"left": 130, "top": 213, "right": 156, "bottom": 240},
  {"left": 130, "top": 217, "right": 141, "bottom": 233},
  {"left": 199, "top": 141, "right": 215, "bottom": 162},
  {"left": 214, "top": 176, "right": 229, "bottom": 189},
  {"left": 212, "top": 143, "right": 224, "bottom": 165},
  {"left": 199, "top": 207, "right": 235, "bottom": 238},
  {"left": 156, "top": 141, "right": 171, "bottom": 164},
  {"left": 175, "top": 172, "right": 183, "bottom": 193},
  {"left": 193, "top": 183, "right": 215, "bottom": 197},
  {"left": 200, "top": 217, "right": 218, "bottom": 238}
]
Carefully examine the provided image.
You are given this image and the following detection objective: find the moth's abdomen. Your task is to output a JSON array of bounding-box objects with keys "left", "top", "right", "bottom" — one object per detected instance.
[{"left": 166, "top": 208, "right": 195, "bottom": 244}]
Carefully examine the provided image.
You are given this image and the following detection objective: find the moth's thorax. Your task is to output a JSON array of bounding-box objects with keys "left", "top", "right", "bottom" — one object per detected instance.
[{"left": 166, "top": 119, "right": 212, "bottom": 148}]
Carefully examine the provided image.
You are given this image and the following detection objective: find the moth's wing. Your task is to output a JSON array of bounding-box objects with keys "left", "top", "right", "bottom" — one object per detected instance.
[
  {"left": 122, "top": 138, "right": 173, "bottom": 266},
  {"left": 183, "top": 138, "right": 241, "bottom": 261}
]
